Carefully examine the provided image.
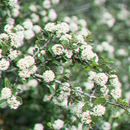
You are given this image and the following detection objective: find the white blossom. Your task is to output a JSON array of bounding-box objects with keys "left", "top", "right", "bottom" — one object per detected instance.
[
  {"left": 56, "top": 22, "right": 70, "bottom": 34},
  {"left": 94, "top": 73, "right": 108, "bottom": 86},
  {"left": 0, "top": 58, "right": 10, "bottom": 71},
  {"left": 23, "top": 19, "right": 33, "bottom": 29},
  {"left": 48, "top": 9, "right": 57, "bottom": 21},
  {"left": 9, "top": 49, "right": 21, "bottom": 60},
  {"left": 31, "top": 13, "right": 40, "bottom": 23},
  {"left": 43, "top": 0, "right": 51, "bottom": 9},
  {"left": 93, "top": 105, "right": 106, "bottom": 116},
  {"left": 81, "top": 111, "right": 92, "bottom": 124},
  {"left": 7, "top": 96, "right": 21, "bottom": 109},
  {"left": 44, "top": 23, "right": 56, "bottom": 32},
  {"left": 111, "top": 88, "right": 122, "bottom": 100},
  {"left": 24, "top": 29, "right": 35, "bottom": 40},
  {"left": 1, "top": 87, "right": 12, "bottom": 99},
  {"left": 17, "top": 56, "right": 35, "bottom": 70},
  {"left": 53, "top": 119, "right": 64, "bottom": 130},
  {"left": 52, "top": 44, "right": 64, "bottom": 56},
  {"left": 34, "top": 123, "right": 44, "bottom": 130},
  {"left": 33, "top": 25, "right": 41, "bottom": 34},
  {"left": 43, "top": 70, "right": 55, "bottom": 83},
  {"left": 101, "top": 122, "right": 111, "bottom": 130}
]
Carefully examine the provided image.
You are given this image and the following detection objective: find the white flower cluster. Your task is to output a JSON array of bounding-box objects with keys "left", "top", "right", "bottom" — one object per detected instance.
[
  {"left": 1, "top": 87, "right": 12, "bottom": 99},
  {"left": 2, "top": 19, "right": 41, "bottom": 49},
  {"left": 7, "top": 95, "right": 21, "bottom": 109},
  {"left": 9, "top": 49, "right": 21, "bottom": 60},
  {"left": 45, "top": 22, "right": 70, "bottom": 34},
  {"left": 29, "top": 0, "right": 59, "bottom": 23},
  {"left": 23, "top": 19, "right": 41, "bottom": 40},
  {"left": 0, "top": 87, "right": 21, "bottom": 109},
  {"left": 63, "top": 16, "right": 90, "bottom": 36},
  {"left": 8, "top": 0, "right": 20, "bottom": 18},
  {"left": 96, "top": 41, "right": 115, "bottom": 58},
  {"left": 101, "top": 122, "right": 111, "bottom": 130},
  {"left": 17, "top": 55, "right": 37, "bottom": 78},
  {"left": 0, "top": 58, "right": 10, "bottom": 71},
  {"left": 81, "top": 45, "right": 98, "bottom": 62},
  {"left": 43, "top": 70, "right": 55, "bottom": 83},
  {"left": 101, "top": 10, "right": 115, "bottom": 28},
  {"left": 53, "top": 119, "right": 64, "bottom": 130},
  {"left": 88, "top": 71, "right": 108, "bottom": 86},
  {"left": 52, "top": 44, "right": 64, "bottom": 56},
  {"left": 34, "top": 123, "right": 44, "bottom": 130},
  {"left": 81, "top": 111, "right": 92, "bottom": 124},
  {"left": 92, "top": 104, "right": 106, "bottom": 116},
  {"left": 94, "top": 73, "right": 108, "bottom": 86},
  {"left": 109, "top": 75, "right": 122, "bottom": 99}
]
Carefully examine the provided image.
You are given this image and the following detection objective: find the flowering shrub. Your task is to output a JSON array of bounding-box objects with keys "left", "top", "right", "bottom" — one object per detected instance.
[
  {"left": 59, "top": 0, "right": 130, "bottom": 129},
  {"left": 0, "top": 0, "right": 129, "bottom": 130}
]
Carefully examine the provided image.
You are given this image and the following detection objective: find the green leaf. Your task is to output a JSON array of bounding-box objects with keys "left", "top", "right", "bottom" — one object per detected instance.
[
  {"left": 94, "top": 97, "right": 106, "bottom": 105},
  {"left": 117, "top": 99, "right": 129, "bottom": 107},
  {"left": 4, "top": 78, "right": 11, "bottom": 87}
]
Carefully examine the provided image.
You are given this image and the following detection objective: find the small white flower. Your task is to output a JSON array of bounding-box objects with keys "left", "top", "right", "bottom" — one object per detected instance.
[
  {"left": 8, "top": 0, "right": 18, "bottom": 7},
  {"left": 111, "top": 88, "right": 122, "bottom": 100},
  {"left": 78, "top": 19, "right": 87, "bottom": 27},
  {"left": 7, "top": 96, "right": 21, "bottom": 109},
  {"left": 27, "top": 79, "right": 38, "bottom": 88},
  {"left": 94, "top": 73, "right": 108, "bottom": 86},
  {"left": 60, "top": 34, "right": 72, "bottom": 43},
  {"left": 1, "top": 87, "right": 12, "bottom": 99},
  {"left": 70, "top": 22, "right": 79, "bottom": 32},
  {"left": 83, "top": 81, "right": 94, "bottom": 90},
  {"left": 56, "top": 22, "right": 70, "bottom": 34},
  {"left": 100, "top": 85, "right": 109, "bottom": 96},
  {"left": 12, "top": 8, "right": 20, "bottom": 17},
  {"left": 52, "top": 44, "right": 64, "bottom": 56},
  {"left": 43, "top": 70, "right": 55, "bottom": 83},
  {"left": 33, "top": 25, "right": 41, "bottom": 34},
  {"left": 81, "top": 111, "right": 92, "bottom": 124},
  {"left": 43, "top": 0, "right": 51, "bottom": 9},
  {"left": 0, "top": 33, "right": 9, "bottom": 42},
  {"left": 48, "top": 9, "right": 57, "bottom": 21},
  {"left": 19, "top": 69, "right": 31, "bottom": 78},
  {"left": 0, "top": 58, "right": 10, "bottom": 71},
  {"left": 9, "top": 49, "right": 21, "bottom": 60},
  {"left": 9, "top": 32, "right": 24, "bottom": 48},
  {"left": 29, "top": 4, "right": 37, "bottom": 12},
  {"left": 101, "top": 122, "right": 111, "bottom": 130},
  {"left": 52, "top": 0, "right": 60, "bottom": 4},
  {"left": 17, "top": 56, "right": 35, "bottom": 70},
  {"left": 109, "top": 75, "right": 121, "bottom": 88},
  {"left": 53, "top": 119, "right": 64, "bottom": 130},
  {"left": 4, "top": 24, "right": 14, "bottom": 33},
  {"left": 44, "top": 23, "right": 56, "bottom": 32},
  {"left": 76, "top": 35, "right": 85, "bottom": 43},
  {"left": 14, "top": 25, "right": 24, "bottom": 32},
  {"left": 81, "top": 48, "right": 95, "bottom": 61},
  {"left": 64, "top": 49, "right": 73, "bottom": 58},
  {"left": 34, "top": 123, "right": 44, "bottom": 130},
  {"left": 29, "top": 65, "right": 37, "bottom": 74},
  {"left": 93, "top": 105, "right": 106, "bottom": 116},
  {"left": 24, "top": 29, "right": 35, "bottom": 40},
  {"left": 31, "top": 13, "right": 40, "bottom": 23},
  {"left": 23, "top": 19, "right": 33, "bottom": 29},
  {"left": 88, "top": 71, "right": 97, "bottom": 80}
]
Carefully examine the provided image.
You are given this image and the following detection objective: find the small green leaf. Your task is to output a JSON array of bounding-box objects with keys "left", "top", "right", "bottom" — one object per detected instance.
[
  {"left": 94, "top": 97, "right": 106, "bottom": 105},
  {"left": 117, "top": 99, "right": 129, "bottom": 107}
]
